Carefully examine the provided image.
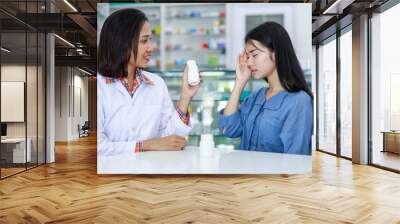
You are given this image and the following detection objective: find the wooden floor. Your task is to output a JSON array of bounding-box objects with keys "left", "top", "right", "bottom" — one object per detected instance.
[
  {"left": 1, "top": 135, "right": 400, "bottom": 223},
  {"left": 0, "top": 167, "right": 26, "bottom": 178},
  {"left": 1, "top": 163, "right": 45, "bottom": 178},
  {"left": 373, "top": 151, "right": 400, "bottom": 171}
]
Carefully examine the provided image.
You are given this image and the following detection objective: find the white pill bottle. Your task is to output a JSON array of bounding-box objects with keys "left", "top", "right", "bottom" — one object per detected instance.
[{"left": 186, "top": 60, "right": 200, "bottom": 86}]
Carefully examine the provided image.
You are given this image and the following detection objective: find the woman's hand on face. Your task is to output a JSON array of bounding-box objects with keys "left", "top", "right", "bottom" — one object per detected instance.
[
  {"left": 236, "top": 50, "right": 251, "bottom": 86},
  {"left": 180, "top": 65, "right": 202, "bottom": 100},
  {"left": 143, "top": 135, "right": 187, "bottom": 151}
]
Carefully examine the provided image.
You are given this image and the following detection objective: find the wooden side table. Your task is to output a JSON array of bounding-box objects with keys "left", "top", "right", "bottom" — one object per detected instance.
[{"left": 381, "top": 131, "right": 400, "bottom": 154}]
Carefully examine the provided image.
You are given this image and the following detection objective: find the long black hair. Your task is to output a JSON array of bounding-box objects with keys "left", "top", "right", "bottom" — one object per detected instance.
[
  {"left": 98, "top": 8, "right": 148, "bottom": 78},
  {"left": 245, "top": 22, "right": 313, "bottom": 98}
]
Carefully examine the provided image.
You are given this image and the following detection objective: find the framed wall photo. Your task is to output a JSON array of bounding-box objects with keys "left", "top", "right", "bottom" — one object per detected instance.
[
  {"left": 1, "top": 81, "right": 25, "bottom": 122},
  {"left": 97, "top": 3, "right": 313, "bottom": 175}
]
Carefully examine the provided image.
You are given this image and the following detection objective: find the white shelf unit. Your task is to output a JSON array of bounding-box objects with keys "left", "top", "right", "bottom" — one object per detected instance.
[
  {"left": 162, "top": 3, "right": 227, "bottom": 71},
  {"left": 107, "top": 3, "right": 228, "bottom": 72},
  {"left": 101, "top": 3, "right": 312, "bottom": 75}
]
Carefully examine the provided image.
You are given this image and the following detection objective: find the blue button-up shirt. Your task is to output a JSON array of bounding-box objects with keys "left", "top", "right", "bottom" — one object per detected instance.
[{"left": 218, "top": 87, "right": 313, "bottom": 155}]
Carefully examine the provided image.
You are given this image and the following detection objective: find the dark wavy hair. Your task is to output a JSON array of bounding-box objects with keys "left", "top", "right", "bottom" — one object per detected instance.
[
  {"left": 98, "top": 8, "right": 148, "bottom": 78},
  {"left": 245, "top": 22, "right": 313, "bottom": 98}
]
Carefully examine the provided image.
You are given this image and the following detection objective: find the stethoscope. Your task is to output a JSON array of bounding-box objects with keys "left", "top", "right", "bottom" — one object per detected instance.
[{"left": 247, "top": 89, "right": 267, "bottom": 151}]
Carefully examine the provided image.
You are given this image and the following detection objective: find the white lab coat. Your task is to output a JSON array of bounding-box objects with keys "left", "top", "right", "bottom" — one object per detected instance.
[{"left": 97, "top": 71, "right": 192, "bottom": 156}]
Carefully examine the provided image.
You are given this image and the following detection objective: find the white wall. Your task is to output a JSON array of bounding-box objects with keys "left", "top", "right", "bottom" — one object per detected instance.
[
  {"left": 1, "top": 65, "right": 26, "bottom": 81},
  {"left": 55, "top": 66, "right": 68, "bottom": 141},
  {"left": 55, "top": 67, "right": 89, "bottom": 141},
  {"left": 72, "top": 72, "right": 89, "bottom": 138}
]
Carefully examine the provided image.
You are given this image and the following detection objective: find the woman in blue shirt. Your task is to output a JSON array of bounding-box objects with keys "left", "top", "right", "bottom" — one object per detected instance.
[{"left": 219, "top": 22, "right": 313, "bottom": 155}]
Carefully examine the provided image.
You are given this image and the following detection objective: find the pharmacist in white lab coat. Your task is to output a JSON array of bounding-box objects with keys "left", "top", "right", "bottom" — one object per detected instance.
[{"left": 97, "top": 8, "right": 201, "bottom": 156}]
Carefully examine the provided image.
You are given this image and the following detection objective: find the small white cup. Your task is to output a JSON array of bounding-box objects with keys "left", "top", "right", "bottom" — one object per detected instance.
[{"left": 199, "top": 134, "right": 214, "bottom": 157}]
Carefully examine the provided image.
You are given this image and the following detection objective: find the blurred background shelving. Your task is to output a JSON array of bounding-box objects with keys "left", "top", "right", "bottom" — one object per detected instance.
[
  {"left": 163, "top": 3, "right": 226, "bottom": 71},
  {"left": 106, "top": 3, "right": 227, "bottom": 72}
]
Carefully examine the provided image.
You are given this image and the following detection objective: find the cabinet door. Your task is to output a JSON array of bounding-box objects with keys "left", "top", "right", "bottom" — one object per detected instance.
[{"left": 386, "top": 133, "right": 400, "bottom": 154}]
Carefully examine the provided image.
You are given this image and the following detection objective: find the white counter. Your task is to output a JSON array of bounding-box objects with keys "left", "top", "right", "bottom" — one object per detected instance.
[
  {"left": 1, "top": 138, "right": 32, "bottom": 163},
  {"left": 98, "top": 146, "right": 312, "bottom": 174}
]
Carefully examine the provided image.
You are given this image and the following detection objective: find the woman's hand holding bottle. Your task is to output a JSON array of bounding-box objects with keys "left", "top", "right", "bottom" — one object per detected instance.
[{"left": 177, "top": 65, "right": 202, "bottom": 114}]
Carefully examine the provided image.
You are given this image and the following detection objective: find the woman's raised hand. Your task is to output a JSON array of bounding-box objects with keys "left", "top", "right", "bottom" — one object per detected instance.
[{"left": 235, "top": 50, "right": 251, "bottom": 85}]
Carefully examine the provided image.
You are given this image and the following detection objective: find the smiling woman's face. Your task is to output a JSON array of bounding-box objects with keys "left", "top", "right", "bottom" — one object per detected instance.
[
  {"left": 245, "top": 39, "right": 276, "bottom": 80},
  {"left": 129, "top": 21, "right": 153, "bottom": 68}
]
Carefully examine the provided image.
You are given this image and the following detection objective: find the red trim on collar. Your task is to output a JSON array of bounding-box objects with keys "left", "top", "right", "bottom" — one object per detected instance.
[{"left": 104, "top": 69, "right": 154, "bottom": 85}]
